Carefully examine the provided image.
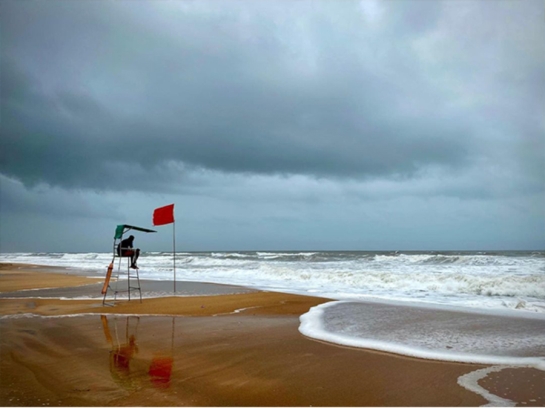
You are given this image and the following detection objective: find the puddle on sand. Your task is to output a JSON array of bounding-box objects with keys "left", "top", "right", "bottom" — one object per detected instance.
[{"left": 0, "top": 315, "right": 184, "bottom": 406}]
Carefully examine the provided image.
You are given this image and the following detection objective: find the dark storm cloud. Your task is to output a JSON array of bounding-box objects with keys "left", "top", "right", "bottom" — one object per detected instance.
[
  {"left": 1, "top": 0, "right": 543, "bottom": 209},
  {"left": 0, "top": 0, "right": 487, "bottom": 193}
]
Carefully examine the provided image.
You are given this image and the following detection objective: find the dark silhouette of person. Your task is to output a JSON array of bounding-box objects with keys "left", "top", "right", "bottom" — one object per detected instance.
[{"left": 117, "top": 235, "right": 140, "bottom": 269}]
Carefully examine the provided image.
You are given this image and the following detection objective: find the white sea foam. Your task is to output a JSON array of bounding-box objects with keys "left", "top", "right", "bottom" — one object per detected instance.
[
  {"left": 457, "top": 366, "right": 517, "bottom": 407},
  {"left": 299, "top": 300, "right": 545, "bottom": 369}
]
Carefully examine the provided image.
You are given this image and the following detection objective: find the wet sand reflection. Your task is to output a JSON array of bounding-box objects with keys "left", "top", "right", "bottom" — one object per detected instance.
[
  {"left": 148, "top": 317, "right": 175, "bottom": 388},
  {"left": 100, "top": 315, "right": 174, "bottom": 389}
]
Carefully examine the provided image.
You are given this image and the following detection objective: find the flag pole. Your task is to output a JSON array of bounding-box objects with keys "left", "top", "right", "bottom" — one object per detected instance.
[{"left": 173, "top": 219, "right": 176, "bottom": 293}]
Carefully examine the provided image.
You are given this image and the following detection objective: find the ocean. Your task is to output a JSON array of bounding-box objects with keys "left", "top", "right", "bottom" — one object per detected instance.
[{"left": 1, "top": 250, "right": 544, "bottom": 370}]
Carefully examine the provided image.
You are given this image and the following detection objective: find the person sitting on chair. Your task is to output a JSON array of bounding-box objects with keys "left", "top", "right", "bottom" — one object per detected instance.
[{"left": 117, "top": 235, "right": 140, "bottom": 269}]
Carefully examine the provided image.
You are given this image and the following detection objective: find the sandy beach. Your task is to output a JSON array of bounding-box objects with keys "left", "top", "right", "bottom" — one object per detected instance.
[{"left": 1, "top": 264, "right": 544, "bottom": 406}]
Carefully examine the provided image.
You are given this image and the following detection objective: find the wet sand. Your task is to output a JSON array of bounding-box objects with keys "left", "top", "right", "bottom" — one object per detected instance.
[{"left": 1, "top": 264, "right": 544, "bottom": 406}]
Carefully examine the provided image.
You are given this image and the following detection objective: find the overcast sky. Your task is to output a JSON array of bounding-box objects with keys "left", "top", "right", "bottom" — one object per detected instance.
[{"left": 1, "top": 0, "right": 544, "bottom": 252}]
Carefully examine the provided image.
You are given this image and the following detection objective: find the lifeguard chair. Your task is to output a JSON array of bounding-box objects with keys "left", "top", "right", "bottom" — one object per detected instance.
[{"left": 102, "top": 224, "right": 156, "bottom": 305}]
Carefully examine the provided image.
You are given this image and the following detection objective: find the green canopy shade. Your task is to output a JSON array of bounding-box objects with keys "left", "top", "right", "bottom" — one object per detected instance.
[{"left": 114, "top": 224, "right": 157, "bottom": 239}]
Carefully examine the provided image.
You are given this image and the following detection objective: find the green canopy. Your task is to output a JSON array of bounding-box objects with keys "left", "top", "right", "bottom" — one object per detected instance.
[{"left": 114, "top": 224, "right": 156, "bottom": 239}]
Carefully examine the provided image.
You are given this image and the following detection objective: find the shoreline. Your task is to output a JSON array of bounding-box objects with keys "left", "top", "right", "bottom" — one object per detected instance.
[{"left": 1, "top": 263, "right": 544, "bottom": 406}]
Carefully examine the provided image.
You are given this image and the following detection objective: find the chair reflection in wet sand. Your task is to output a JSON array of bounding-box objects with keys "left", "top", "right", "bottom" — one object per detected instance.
[
  {"left": 101, "top": 315, "right": 174, "bottom": 389},
  {"left": 101, "top": 315, "right": 140, "bottom": 389}
]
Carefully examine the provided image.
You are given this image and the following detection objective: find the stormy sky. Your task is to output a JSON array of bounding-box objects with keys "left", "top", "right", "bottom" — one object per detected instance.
[{"left": 1, "top": 0, "right": 544, "bottom": 252}]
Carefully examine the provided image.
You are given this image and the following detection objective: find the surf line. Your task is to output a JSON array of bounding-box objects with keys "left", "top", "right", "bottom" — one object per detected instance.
[{"left": 457, "top": 366, "right": 517, "bottom": 407}]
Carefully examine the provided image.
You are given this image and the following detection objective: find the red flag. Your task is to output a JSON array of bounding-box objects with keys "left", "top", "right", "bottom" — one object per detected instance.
[{"left": 153, "top": 204, "right": 175, "bottom": 226}]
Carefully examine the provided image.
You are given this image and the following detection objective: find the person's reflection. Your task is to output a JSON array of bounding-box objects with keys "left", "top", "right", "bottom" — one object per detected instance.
[
  {"left": 101, "top": 315, "right": 140, "bottom": 388},
  {"left": 112, "top": 333, "right": 138, "bottom": 372}
]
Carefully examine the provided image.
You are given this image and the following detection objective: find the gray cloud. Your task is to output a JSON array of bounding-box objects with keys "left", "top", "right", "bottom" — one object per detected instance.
[
  {"left": 0, "top": 0, "right": 504, "bottom": 192},
  {"left": 0, "top": 0, "right": 543, "bottom": 251}
]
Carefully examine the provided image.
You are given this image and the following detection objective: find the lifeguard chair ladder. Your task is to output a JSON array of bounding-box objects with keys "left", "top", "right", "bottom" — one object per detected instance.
[{"left": 102, "top": 224, "right": 156, "bottom": 305}]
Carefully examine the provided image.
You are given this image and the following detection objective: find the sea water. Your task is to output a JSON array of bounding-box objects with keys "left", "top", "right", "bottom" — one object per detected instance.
[{"left": 1, "top": 250, "right": 544, "bottom": 369}]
